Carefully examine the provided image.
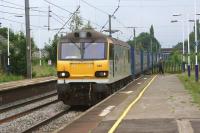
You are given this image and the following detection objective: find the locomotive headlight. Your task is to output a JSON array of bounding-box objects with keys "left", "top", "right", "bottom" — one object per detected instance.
[
  {"left": 57, "top": 71, "right": 70, "bottom": 78},
  {"left": 95, "top": 71, "right": 108, "bottom": 78},
  {"left": 61, "top": 72, "right": 66, "bottom": 77}
]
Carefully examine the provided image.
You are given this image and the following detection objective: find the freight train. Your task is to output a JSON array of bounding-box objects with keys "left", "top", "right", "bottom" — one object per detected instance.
[{"left": 57, "top": 30, "right": 159, "bottom": 106}]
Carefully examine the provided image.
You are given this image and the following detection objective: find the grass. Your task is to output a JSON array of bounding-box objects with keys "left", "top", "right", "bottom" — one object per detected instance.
[
  {"left": 0, "top": 71, "right": 24, "bottom": 83},
  {"left": 178, "top": 72, "right": 200, "bottom": 106},
  {"left": 32, "top": 64, "right": 56, "bottom": 78},
  {"left": 0, "top": 64, "right": 56, "bottom": 83}
]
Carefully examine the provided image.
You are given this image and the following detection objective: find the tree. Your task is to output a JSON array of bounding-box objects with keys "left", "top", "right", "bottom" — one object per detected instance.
[
  {"left": 44, "top": 34, "right": 60, "bottom": 65},
  {"left": 0, "top": 28, "right": 37, "bottom": 76},
  {"left": 149, "top": 25, "right": 160, "bottom": 52},
  {"left": 69, "top": 9, "right": 83, "bottom": 31},
  {"left": 128, "top": 25, "right": 160, "bottom": 52},
  {"left": 150, "top": 25, "right": 154, "bottom": 37},
  {"left": 128, "top": 32, "right": 160, "bottom": 52},
  {"left": 10, "top": 32, "right": 27, "bottom": 75}
]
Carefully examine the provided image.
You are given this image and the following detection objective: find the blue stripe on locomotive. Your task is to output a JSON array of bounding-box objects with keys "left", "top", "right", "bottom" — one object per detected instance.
[
  {"left": 147, "top": 51, "right": 150, "bottom": 69},
  {"left": 130, "top": 47, "right": 155, "bottom": 78},
  {"left": 130, "top": 47, "right": 146, "bottom": 78},
  {"left": 140, "top": 50, "right": 144, "bottom": 73},
  {"left": 130, "top": 47, "right": 135, "bottom": 79}
]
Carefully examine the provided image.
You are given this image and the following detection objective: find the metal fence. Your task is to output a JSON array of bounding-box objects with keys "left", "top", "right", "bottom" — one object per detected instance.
[
  {"left": 152, "top": 62, "right": 199, "bottom": 74},
  {"left": 163, "top": 62, "right": 182, "bottom": 73},
  {"left": 152, "top": 62, "right": 181, "bottom": 74}
]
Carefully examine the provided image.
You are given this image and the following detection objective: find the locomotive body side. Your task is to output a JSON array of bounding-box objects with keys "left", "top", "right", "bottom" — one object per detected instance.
[{"left": 107, "top": 38, "right": 131, "bottom": 84}]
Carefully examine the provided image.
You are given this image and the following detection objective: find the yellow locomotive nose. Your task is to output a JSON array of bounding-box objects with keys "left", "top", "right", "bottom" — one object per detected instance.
[
  {"left": 70, "top": 62, "right": 94, "bottom": 77},
  {"left": 57, "top": 60, "right": 109, "bottom": 79}
]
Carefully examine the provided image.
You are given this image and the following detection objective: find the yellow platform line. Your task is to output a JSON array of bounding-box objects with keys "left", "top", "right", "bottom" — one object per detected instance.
[{"left": 108, "top": 75, "right": 157, "bottom": 133}]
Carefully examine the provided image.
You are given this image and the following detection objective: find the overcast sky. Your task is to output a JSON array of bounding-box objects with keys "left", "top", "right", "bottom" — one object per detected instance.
[{"left": 0, "top": 0, "right": 199, "bottom": 48}]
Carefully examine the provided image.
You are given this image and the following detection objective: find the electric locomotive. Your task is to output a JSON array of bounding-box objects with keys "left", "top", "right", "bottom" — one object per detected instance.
[{"left": 57, "top": 30, "right": 133, "bottom": 106}]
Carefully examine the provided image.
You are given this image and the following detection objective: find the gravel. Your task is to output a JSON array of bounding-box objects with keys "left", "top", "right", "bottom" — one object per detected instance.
[
  {"left": 0, "top": 96, "right": 58, "bottom": 120},
  {"left": 34, "top": 111, "right": 83, "bottom": 133},
  {"left": 0, "top": 101, "right": 69, "bottom": 133}
]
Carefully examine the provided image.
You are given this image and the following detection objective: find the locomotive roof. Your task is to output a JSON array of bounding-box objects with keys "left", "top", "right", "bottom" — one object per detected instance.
[{"left": 60, "top": 30, "right": 129, "bottom": 47}]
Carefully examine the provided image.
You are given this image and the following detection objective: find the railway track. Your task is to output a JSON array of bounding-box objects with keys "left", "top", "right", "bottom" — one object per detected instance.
[
  {"left": 0, "top": 102, "right": 87, "bottom": 133},
  {"left": 0, "top": 99, "right": 59, "bottom": 124},
  {"left": 0, "top": 91, "right": 59, "bottom": 124},
  {"left": 21, "top": 106, "right": 88, "bottom": 133},
  {"left": 0, "top": 90, "right": 57, "bottom": 113},
  {"left": 0, "top": 90, "right": 88, "bottom": 133}
]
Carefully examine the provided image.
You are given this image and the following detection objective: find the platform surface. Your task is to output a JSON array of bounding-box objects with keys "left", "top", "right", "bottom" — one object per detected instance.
[
  {"left": 56, "top": 75, "right": 153, "bottom": 133},
  {"left": 0, "top": 76, "right": 56, "bottom": 91},
  {"left": 93, "top": 75, "right": 200, "bottom": 133}
]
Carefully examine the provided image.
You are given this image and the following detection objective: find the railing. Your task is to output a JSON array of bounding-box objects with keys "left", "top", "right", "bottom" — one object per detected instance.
[
  {"left": 152, "top": 62, "right": 200, "bottom": 74},
  {"left": 163, "top": 62, "right": 182, "bottom": 73},
  {"left": 152, "top": 62, "right": 182, "bottom": 74}
]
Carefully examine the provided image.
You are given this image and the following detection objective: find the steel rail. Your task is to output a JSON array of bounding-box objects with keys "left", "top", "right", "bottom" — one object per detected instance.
[
  {"left": 0, "top": 91, "right": 57, "bottom": 113},
  {"left": 22, "top": 109, "right": 70, "bottom": 133},
  {"left": 0, "top": 99, "right": 59, "bottom": 124}
]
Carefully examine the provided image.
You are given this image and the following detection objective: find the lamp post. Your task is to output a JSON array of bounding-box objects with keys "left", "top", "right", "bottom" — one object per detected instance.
[
  {"left": 187, "top": 19, "right": 194, "bottom": 77},
  {"left": 194, "top": 0, "right": 198, "bottom": 81},
  {"left": 7, "top": 26, "right": 10, "bottom": 67},
  {"left": 171, "top": 19, "right": 186, "bottom": 72},
  {"left": 188, "top": 17, "right": 200, "bottom": 79}
]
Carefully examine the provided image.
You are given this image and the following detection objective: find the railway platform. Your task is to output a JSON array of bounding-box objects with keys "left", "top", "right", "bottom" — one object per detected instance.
[
  {"left": 0, "top": 76, "right": 57, "bottom": 106},
  {"left": 0, "top": 76, "right": 56, "bottom": 91},
  {"left": 56, "top": 75, "right": 200, "bottom": 133}
]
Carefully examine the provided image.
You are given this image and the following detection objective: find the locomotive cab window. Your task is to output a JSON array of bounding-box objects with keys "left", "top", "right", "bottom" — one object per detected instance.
[
  {"left": 60, "top": 42, "right": 107, "bottom": 60},
  {"left": 83, "top": 42, "right": 106, "bottom": 60},
  {"left": 61, "top": 43, "right": 81, "bottom": 59}
]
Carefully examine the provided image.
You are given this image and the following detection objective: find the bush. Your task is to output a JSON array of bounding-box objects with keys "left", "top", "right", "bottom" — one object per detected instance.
[
  {"left": 32, "top": 64, "right": 56, "bottom": 77},
  {"left": 0, "top": 70, "right": 24, "bottom": 83}
]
